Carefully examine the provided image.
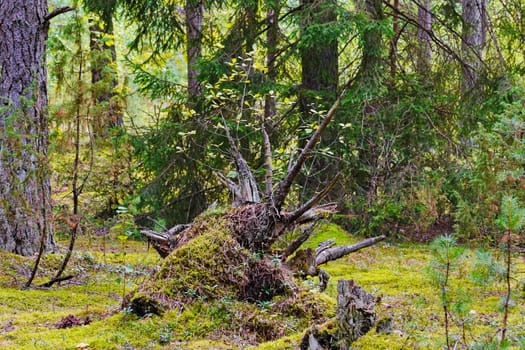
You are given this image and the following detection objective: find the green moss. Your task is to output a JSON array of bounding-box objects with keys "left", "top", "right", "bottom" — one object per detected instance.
[
  {"left": 132, "top": 217, "right": 246, "bottom": 305},
  {"left": 2, "top": 222, "right": 525, "bottom": 349},
  {"left": 303, "top": 223, "right": 356, "bottom": 248},
  {"left": 250, "top": 331, "right": 304, "bottom": 350}
]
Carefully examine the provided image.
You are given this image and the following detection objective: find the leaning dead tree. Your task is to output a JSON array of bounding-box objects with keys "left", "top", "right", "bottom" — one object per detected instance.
[{"left": 142, "top": 87, "right": 385, "bottom": 279}]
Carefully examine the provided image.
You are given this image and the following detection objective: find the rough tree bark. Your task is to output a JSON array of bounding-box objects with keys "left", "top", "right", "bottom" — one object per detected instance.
[
  {"left": 360, "top": 0, "right": 385, "bottom": 87},
  {"left": 186, "top": 0, "right": 204, "bottom": 105},
  {"left": 300, "top": 280, "right": 377, "bottom": 349},
  {"left": 336, "top": 279, "right": 376, "bottom": 349},
  {"left": 417, "top": 0, "right": 432, "bottom": 76},
  {"left": 461, "top": 0, "right": 486, "bottom": 91},
  {"left": 264, "top": 0, "right": 279, "bottom": 122},
  {"left": 0, "top": 0, "right": 55, "bottom": 256}
]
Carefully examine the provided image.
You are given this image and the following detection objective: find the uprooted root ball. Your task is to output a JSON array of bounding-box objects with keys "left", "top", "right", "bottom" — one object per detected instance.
[{"left": 127, "top": 215, "right": 293, "bottom": 313}]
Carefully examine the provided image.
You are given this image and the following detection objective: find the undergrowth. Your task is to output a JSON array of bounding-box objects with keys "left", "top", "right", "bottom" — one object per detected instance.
[{"left": 0, "top": 222, "right": 524, "bottom": 349}]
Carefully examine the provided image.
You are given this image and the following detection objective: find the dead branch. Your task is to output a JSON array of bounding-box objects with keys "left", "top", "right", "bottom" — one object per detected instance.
[
  {"left": 315, "top": 239, "right": 336, "bottom": 255},
  {"left": 281, "top": 223, "right": 316, "bottom": 260},
  {"left": 262, "top": 124, "right": 273, "bottom": 200},
  {"left": 272, "top": 89, "right": 347, "bottom": 210},
  {"left": 285, "top": 175, "right": 340, "bottom": 225},
  {"left": 293, "top": 203, "right": 338, "bottom": 226},
  {"left": 215, "top": 172, "right": 243, "bottom": 205},
  {"left": 315, "top": 235, "right": 386, "bottom": 266},
  {"left": 39, "top": 275, "right": 75, "bottom": 288},
  {"left": 141, "top": 224, "right": 191, "bottom": 258},
  {"left": 45, "top": 6, "right": 75, "bottom": 22},
  {"left": 222, "top": 117, "right": 261, "bottom": 204}
]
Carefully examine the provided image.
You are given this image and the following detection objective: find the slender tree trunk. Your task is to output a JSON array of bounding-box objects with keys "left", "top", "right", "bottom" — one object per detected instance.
[
  {"left": 184, "top": 0, "right": 208, "bottom": 222},
  {"left": 461, "top": 0, "right": 486, "bottom": 91},
  {"left": 360, "top": 0, "right": 385, "bottom": 87},
  {"left": 0, "top": 0, "right": 55, "bottom": 256},
  {"left": 299, "top": 0, "right": 339, "bottom": 200},
  {"left": 264, "top": 0, "right": 279, "bottom": 122},
  {"left": 89, "top": 14, "right": 122, "bottom": 133},
  {"left": 389, "top": 0, "right": 399, "bottom": 78},
  {"left": 300, "top": 0, "right": 338, "bottom": 103},
  {"left": 417, "top": 0, "right": 432, "bottom": 76},
  {"left": 186, "top": 0, "right": 204, "bottom": 107},
  {"left": 357, "top": 0, "right": 385, "bottom": 206}
]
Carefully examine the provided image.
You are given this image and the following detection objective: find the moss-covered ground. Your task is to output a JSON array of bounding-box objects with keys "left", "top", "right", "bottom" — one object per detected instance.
[{"left": 0, "top": 223, "right": 524, "bottom": 349}]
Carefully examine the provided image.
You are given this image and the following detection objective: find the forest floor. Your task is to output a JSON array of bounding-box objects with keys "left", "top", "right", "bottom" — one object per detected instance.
[{"left": 0, "top": 224, "right": 524, "bottom": 349}]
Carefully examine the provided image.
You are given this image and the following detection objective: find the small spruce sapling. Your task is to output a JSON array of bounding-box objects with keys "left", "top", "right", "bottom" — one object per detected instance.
[
  {"left": 427, "top": 234, "right": 465, "bottom": 350},
  {"left": 496, "top": 196, "right": 525, "bottom": 345}
]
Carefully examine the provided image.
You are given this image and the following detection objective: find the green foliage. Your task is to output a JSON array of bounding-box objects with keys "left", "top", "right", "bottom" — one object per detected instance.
[
  {"left": 498, "top": 196, "right": 525, "bottom": 232},
  {"left": 469, "top": 250, "right": 504, "bottom": 286},
  {"left": 427, "top": 235, "right": 467, "bottom": 348},
  {"left": 454, "top": 91, "right": 525, "bottom": 240}
]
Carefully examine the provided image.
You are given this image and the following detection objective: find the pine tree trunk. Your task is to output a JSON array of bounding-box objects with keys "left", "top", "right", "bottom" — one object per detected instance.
[
  {"left": 186, "top": 0, "right": 204, "bottom": 105},
  {"left": 417, "top": 0, "right": 432, "bottom": 76},
  {"left": 461, "top": 0, "right": 486, "bottom": 91},
  {"left": 360, "top": 0, "right": 385, "bottom": 86},
  {"left": 89, "top": 15, "right": 122, "bottom": 133},
  {"left": 0, "top": 0, "right": 55, "bottom": 256},
  {"left": 299, "top": 0, "right": 339, "bottom": 200}
]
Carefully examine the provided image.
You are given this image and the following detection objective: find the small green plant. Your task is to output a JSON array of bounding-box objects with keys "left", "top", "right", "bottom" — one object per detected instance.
[
  {"left": 496, "top": 195, "right": 525, "bottom": 345},
  {"left": 427, "top": 234, "right": 466, "bottom": 349}
]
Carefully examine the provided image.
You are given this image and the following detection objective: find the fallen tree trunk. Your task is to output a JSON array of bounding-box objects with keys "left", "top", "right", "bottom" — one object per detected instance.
[
  {"left": 286, "top": 234, "right": 386, "bottom": 291},
  {"left": 141, "top": 224, "right": 191, "bottom": 258},
  {"left": 316, "top": 235, "right": 386, "bottom": 266}
]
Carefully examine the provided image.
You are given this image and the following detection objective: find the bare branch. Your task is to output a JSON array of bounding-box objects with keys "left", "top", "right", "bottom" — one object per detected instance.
[
  {"left": 38, "top": 275, "right": 75, "bottom": 288},
  {"left": 281, "top": 223, "right": 316, "bottom": 260},
  {"left": 315, "top": 235, "right": 386, "bottom": 266},
  {"left": 166, "top": 223, "right": 191, "bottom": 236},
  {"left": 285, "top": 174, "right": 340, "bottom": 225},
  {"left": 141, "top": 224, "right": 190, "bottom": 242},
  {"left": 315, "top": 239, "right": 336, "bottom": 255},
  {"left": 45, "top": 6, "right": 75, "bottom": 22},
  {"left": 141, "top": 230, "right": 169, "bottom": 242},
  {"left": 293, "top": 203, "right": 338, "bottom": 226},
  {"left": 273, "top": 89, "right": 347, "bottom": 209},
  {"left": 262, "top": 124, "right": 273, "bottom": 200},
  {"left": 221, "top": 117, "right": 261, "bottom": 203},
  {"left": 215, "top": 171, "right": 243, "bottom": 204}
]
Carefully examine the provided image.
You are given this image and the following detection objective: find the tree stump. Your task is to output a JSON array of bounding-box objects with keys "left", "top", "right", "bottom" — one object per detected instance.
[
  {"left": 336, "top": 279, "right": 376, "bottom": 349},
  {"left": 301, "top": 279, "right": 376, "bottom": 350}
]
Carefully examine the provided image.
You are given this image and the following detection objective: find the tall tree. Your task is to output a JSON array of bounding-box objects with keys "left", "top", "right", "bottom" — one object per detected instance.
[
  {"left": 87, "top": 3, "right": 123, "bottom": 133},
  {"left": 360, "top": 0, "right": 385, "bottom": 87},
  {"left": 417, "top": 0, "right": 432, "bottom": 76},
  {"left": 264, "top": 0, "right": 280, "bottom": 121},
  {"left": 356, "top": 0, "right": 386, "bottom": 205},
  {"left": 186, "top": 0, "right": 204, "bottom": 105},
  {"left": 299, "top": 0, "right": 338, "bottom": 107},
  {"left": 298, "top": 0, "right": 339, "bottom": 199},
  {"left": 461, "top": 0, "right": 486, "bottom": 90},
  {"left": 0, "top": 0, "right": 59, "bottom": 255}
]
